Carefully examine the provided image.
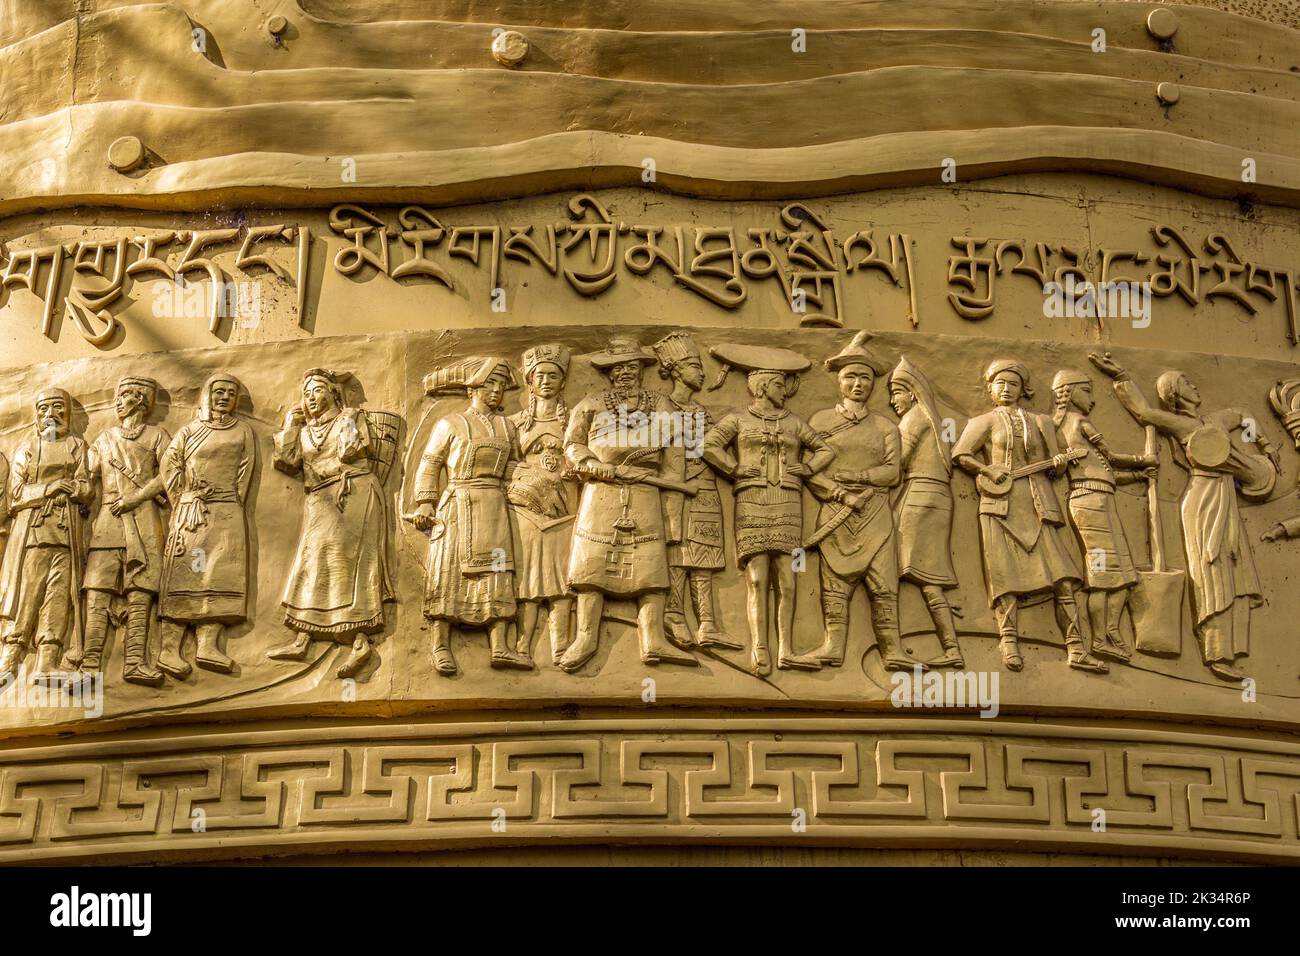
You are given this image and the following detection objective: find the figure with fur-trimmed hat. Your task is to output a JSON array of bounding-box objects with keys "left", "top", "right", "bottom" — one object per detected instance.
[
  {"left": 558, "top": 338, "right": 698, "bottom": 673},
  {"left": 702, "top": 343, "right": 833, "bottom": 675},
  {"left": 408, "top": 356, "right": 530, "bottom": 675},
  {"left": 268, "top": 369, "right": 396, "bottom": 679},
  {"left": 651, "top": 332, "right": 741, "bottom": 654},
  {"left": 951, "top": 360, "right": 1108, "bottom": 674},
  {"left": 0, "top": 387, "right": 92, "bottom": 685},
  {"left": 806, "top": 332, "right": 910, "bottom": 671},
  {"left": 507, "top": 343, "right": 577, "bottom": 666},
  {"left": 889, "top": 355, "right": 964, "bottom": 668},
  {"left": 82, "top": 375, "right": 171, "bottom": 686},
  {"left": 1050, "top": 367, "right": 1156, "bottom": 663},
  {"left": 156, "top": 374, "right": 256, "bottom": 678}
]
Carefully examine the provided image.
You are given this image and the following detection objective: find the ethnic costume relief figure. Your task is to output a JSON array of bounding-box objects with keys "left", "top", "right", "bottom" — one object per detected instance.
[
  {"left": 0, "top": 389, "right": 91, "bottom": 686},
  {"left": 559, "top": 339, "right": 697, "bottom": 673},
  {"left": 507, "top": 344, "right": 576, "bottom": 666},
  {"left": 805, "top": 333, "right": 910, "bottom": 672},
  {"left": 157, "top": 375, "right": 257, "bottom": 679},
  {"left": 83, "top": 377, "right": 171, "bottom": 686},
  {"left": 1089, "top": 352, "right": 1278, "bottom": 683},
  {"left": 1050, "top": 369, "right": 1157, "bottom": 664},
  {"left": 951, "top": 360, "right": 1109, "bottom": 674},
  {"left": 889, "top": 357, "right": 964, "bottom": 668},
  {"left": 268, "top": 370, "right": 396, "bottom": 679},
  {"left": 652, "top": 332, "right": 740, "bottom": 653},
  {"left": 408, "top": 357, "right": 531, "bottom": 676},
  {"left": 703, "top": 345, "right": 833, "bottom": 675}
]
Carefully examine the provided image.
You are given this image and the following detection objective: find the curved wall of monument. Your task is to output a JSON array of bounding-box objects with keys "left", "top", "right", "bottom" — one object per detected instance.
[{"left": 0, "top": 0, "right": 1297, "bottom": 863}]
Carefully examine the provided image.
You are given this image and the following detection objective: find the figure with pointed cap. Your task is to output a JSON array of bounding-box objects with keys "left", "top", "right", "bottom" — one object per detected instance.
[
  {"left": 156, "top": 374, "right": 257, "bottom": 678},
  {"left": 0, "top": 387, "right": 91, "bottom": 685},
  {"left": 1090, "top": 352, "right": 1278, "bottom": 682},
  {"left": 267, "top": 369, "right": 396, "bottom": 679},
  {"left": 82, "top": 376, "right": 171, "bottom": 686},
  {"left": 1050, "top": 367, "right": 1157, "bottom": 662},
  {"left": 889, "top": 355, "right": 964, "bottom": 667},
  {"left": 507, "top": 343, "right": 576, "bottom": 666},
  {"left": 951, "top": 360, "right": 1108, "bottom": 674},
  {"left": 559, "top": 338, "right": 698, "bottom": 672},
  {"left": 703, "top": 343, "right": 833, "bottom": 674},
  {"left": 804, "top": 332, "right": 910, "bottom": 670},
  {"left": 652, "top": 332, "right": 741, "bottom": 653},
  {"left": 407, "top": 356, "right": 530, "bottom": 675}
]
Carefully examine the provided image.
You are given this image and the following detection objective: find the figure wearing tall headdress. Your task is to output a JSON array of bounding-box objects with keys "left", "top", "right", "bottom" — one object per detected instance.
[
  {"left": 82, "top": 375, "right": 171, "bottom": 685},
  {"left": 951, "top": 359, "right": 1108, "bottom": 674},
  {"left": 507, "top": 343, "right": 576, "bottom": 666},
  {"left": 651, "top": 332, "right": 740, "bottom": 653},
  {"left": 157, "top": 374, "right": 257, "bottom": 678},
  {"left": 703, "top": 344, "right": 833, "bottom": 675},
  {"left": 0, "top": 388, "right": 91, "bottom": 685},
  {"left": 268, "top": 369, "right": 396, "bottom": 679},
  {"left": 889, "top": 356, "right": 964, "bottom": 668},
  {"left": 407, "top": 356, "right": 530, "bottom": 675}
]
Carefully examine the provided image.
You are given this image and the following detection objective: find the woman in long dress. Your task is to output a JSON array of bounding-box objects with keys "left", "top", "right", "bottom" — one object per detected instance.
[
  {"left": 267, "top": 369, "right": 395, "bottom": 678},
  {"left": 1089, "top": 352, "right": 1277, "bottom": 682},
  {"left": 157, "top": 373, "right": 257, "bottom": 678}
]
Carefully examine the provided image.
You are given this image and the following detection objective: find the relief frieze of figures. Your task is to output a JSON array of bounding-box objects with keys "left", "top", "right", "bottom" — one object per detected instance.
[{"left": 0, "top": 326, "right": 1296, "bottom": 723}]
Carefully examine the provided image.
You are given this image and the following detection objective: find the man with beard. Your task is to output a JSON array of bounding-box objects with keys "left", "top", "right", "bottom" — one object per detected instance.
[
  {"left": 83, "top": 376, "right": 170, "bottom": 686},
  {"left": 559, "top": 338, "right": 698, "bottom": 673},
  {"left": 0, "top": 388, "right": 92, "bottom": 685}
]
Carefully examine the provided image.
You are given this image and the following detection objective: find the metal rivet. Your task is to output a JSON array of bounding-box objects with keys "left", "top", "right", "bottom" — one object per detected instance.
[
  {"left": 1147, "top": 9, "right": 1179, "bottom": 41},
  {"left": 491, "top": 30, "right": 528, "bottom": 67},
  {"left": 107, "top": 135, "right": 145, "bottom": 173},
  {"left": 1156, "top": 82, "right": 1181, "bottom": 106}
]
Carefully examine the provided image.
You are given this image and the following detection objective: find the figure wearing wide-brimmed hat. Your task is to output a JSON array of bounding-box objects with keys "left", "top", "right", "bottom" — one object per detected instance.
[
  {"left": 888, "top": 356, "right": 964, "bottom": 667},
  {"left": 407, "top": 356, "right": 529, "bottom": 675},
  {"left": 1091, "top": 351, "right": 1278, "bottom": 683},
  {"left": 702, "top": 343, "right": 833, "bottom": 674},
  {"left": 82, "top": 375, "right": 171, "bottom": 686},
  {"left": 157, "top": 373, "right": 257, "bottom": 678},
  {"left": 558, "top": 337, "right": 698, "bottom": 672},
  {"left": 267, "top": 369, "right": 397, "bottom": 679},
  {"left": 951, "top": 359, "right": 1107, "bottom": 674},
  {"left": 1050, "top": 367, "right": 1155, "bottom": 663},
  {"left": 652, "top": 332, "right": 741, "bottom": 653},
  {"left": 0, "top": 387, "right": 91, "bottom": 685},
  {"left": 507, "top": 343, "right": 577, "bottom": 666},
  {"left": 805, "top": 332, "right": 910, "bottom": 671}
]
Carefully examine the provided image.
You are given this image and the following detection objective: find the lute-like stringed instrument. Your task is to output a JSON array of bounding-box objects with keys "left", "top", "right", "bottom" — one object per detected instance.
[{"left": 976, "top": 447, "right": 1087, "bottom": 497}]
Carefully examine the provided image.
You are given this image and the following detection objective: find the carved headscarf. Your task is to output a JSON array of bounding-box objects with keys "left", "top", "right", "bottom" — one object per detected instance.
[
  {"left": 889, "top": 357, "right": 950, "bottom": 473},
  {"left": 199, "top": 373, "right": 244, "bottom": 424},
  {"left": 302, "top": 368, "right": 347, "bottom": 410}
]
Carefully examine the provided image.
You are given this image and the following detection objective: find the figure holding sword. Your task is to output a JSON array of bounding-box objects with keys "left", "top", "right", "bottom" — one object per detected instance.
[{"left": 951, "top": 360, "right": 1108, "bottom": 674}]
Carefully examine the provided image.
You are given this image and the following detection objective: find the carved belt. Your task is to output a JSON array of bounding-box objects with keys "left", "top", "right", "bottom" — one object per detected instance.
[
  {"left": 307, "top": 468, "right": 367, "bottom": 511},
  {"left": 1068, "top": 480, "right": 1116, "bottom": 497}
]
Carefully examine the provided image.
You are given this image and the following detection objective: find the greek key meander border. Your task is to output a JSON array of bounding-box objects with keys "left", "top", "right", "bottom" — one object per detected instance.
[{"left": 1, "top": 717, "right": 1298, "bottom": 863}]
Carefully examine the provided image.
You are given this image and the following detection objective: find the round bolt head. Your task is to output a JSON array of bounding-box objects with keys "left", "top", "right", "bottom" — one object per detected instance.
[
  {"left": 107, "top": 135, "right": 145, "bottom": 173},
  {"left": 1156, "top": 81, "right": 1181, "bottom": 105},
  {"left": 266, "top": 14, "right": 288, "bottom": 37},
  {"left": 1147, "top": 8, "right": 1179, "bottom": 41},
  {"left": 491, "top": 30, "right": 528, "bottom": 67}
]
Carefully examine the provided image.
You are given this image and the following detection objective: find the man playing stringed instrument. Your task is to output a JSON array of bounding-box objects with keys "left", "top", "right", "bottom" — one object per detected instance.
[{"left": 951, "top": 359, "right": 1108, "bottom": 674}]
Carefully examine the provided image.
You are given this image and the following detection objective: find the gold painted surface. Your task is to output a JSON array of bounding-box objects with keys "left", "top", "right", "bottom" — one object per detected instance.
[{"left": 0, "top": 0, "right": 1297, "bottom": 864}]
